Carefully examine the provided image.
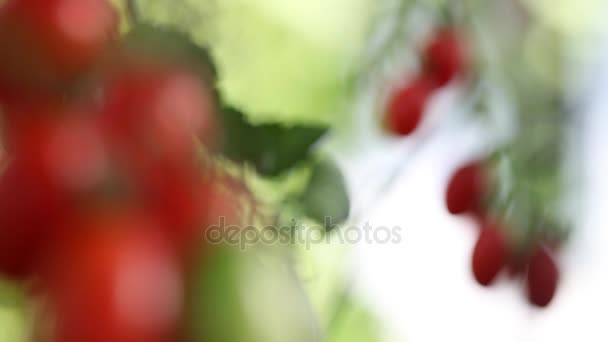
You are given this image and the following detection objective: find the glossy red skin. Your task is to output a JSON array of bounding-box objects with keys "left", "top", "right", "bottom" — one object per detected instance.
[
  {"left": 0, "top": 0, "right": 118, "bottom": 92},
  {"left": 100, "top": 65, "right": 216, "bottom": 164},
  {"left": 423, "top": 29, "right": 465, "bottom": 87},
  {"left": 39, "top": 215, "right": 183, "bottom": 342},
  {"left": 385, "top": 76, "right": 437, "bottom": 136},
  {"left": 472, "top": 224, "right": 509, "bottom": 286},
  {"left": 445, "top": 161, "right": 485, "bottom": 215},
  {"left": 526, "top": 244, "right": 559, "bottom": 307}
]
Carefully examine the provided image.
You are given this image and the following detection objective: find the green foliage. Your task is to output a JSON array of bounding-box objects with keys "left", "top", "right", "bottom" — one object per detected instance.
[
  {"left": 121, "top": 23, "right": 217, "bottom": 85},
  {"left": 221, "top": 107, "right": 327, "bottom": 176},
  {"left": 300, "top": 159, "right": 350, "bottom": 231},
  {"left": 136, "top": 0, "right": 377, "bottom": 125}
]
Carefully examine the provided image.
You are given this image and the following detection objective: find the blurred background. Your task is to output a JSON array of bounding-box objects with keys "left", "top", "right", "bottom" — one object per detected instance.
[{"left": 1, "top": 0, "right": 608, "bottom": 341}]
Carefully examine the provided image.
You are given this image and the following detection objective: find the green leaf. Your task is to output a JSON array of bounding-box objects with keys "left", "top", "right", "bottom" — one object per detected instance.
[
  {"left": 221, "top": 107, "right": 327, "bottom": 176},
  {"left": 121, "top": 23, "right": 217, "bottom": 85},
  {"left": 301, "top": 159, "right": 350, "bottom": 230}
]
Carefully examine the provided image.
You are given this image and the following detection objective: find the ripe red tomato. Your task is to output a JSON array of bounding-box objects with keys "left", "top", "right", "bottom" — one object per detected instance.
[
  {"left": 0, "top": 103, "right": 107, "bottom": 279},
  {"left": 100, "top": 65, "right": 216, "bottom": 164},
  {"left": 471, "top": 223, "right": 509, "bottom": 286},
  {"left": 526, "top": 244, "right": 559, "bottom": 307},
  {"left": 0, "top": 0, "right": 118, "bottom": 92},
  {"left": 0, "top": 161, "right": 71, "bottom": 279},
  {"left": 133, "top": 160, "right": 210, "bottom": 252},
  {"left": 445, "top": 161, "right": 486, "bottom": 215},
  {"left": 423, "top": 29, "right": 466, "bottom": 87},
  {"left": 385, "top": 76, "right": 437, "bottom": 136},
  {"left": 7, "top": 110, "right": 109, "bottom": 192},
  {"left": 39, "top": 214, "right": 183, "bottom": 342},
  {"left": 0, "top": 100, "right": 66, "bottom": 146}
]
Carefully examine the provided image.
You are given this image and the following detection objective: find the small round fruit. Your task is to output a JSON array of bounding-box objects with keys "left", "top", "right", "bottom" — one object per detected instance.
[
  {"left": 472, "top": 224, "right": 509, "bottom": 286},
  {"left": 135, "top": 160, "right": 209, "bottom": 251},
  {"left": 445, "top": 161, "right": 485, "bottom": 215},
  {"left": 0, "top": 0, "right": 118, "bottom": 92},
  {"left": 385, "top": 76, "right": 436, "bottom": 136},
  {"left": 423, "top": 29, "right": 466, "bottom": 87},
  {"left": 526, "top": 244, "right": 559, "bottom": 307},
  {"left": 8, "top": 111, "right": 109, "bottom": 192},
  {"left": 0, "top": 161, "right": 70, "bottom": 278},
  {"left": 100, "top": 65, "right": 216, "bottom": 163},
  {"left": 39, "top": 215, "right": 183, "bottom": 342}
]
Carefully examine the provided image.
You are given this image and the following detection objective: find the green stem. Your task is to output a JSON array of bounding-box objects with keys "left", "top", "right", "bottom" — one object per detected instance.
[{"left": 125, "top": 0, "right": 139, "bottom": 26}]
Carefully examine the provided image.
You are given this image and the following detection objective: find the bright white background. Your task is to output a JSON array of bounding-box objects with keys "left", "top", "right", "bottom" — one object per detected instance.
[{"left": 337, "top": 28, "right": 608, "bottom": 342}]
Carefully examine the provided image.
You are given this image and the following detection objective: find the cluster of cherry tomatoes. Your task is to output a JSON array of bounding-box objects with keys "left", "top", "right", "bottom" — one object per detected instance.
[
  {"left": 385, "top": 27, "right": 465, "bottom": 136},
  {"left": 0, "top": 0, "right": 234, "bottom": 340},
  {"left": 445, "top": 161, "right": 560, "bottom": 308},
  {"left": 384, "top": 24, "right": 560, "bottom": 308}
]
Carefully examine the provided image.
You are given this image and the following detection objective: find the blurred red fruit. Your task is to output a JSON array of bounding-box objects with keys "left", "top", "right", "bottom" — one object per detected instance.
[
  {"left": 0, "top": 100, "right": 67, "bottom": 146},
  {"left": 0, "top": 162, "right": 71, "bottom": 278},
  {"left": 423, "top": 29, "right": 466, "bottom": 87},
  {"left": 135, "top": 161, "right": 210, "bottom": 251},
  {"left": 7, "top": 112, "right": 109, "bottom": 192},
  {"left": 445, "top": 161, "right": 486, "bottom": 215},
  {"left": 526, "top": 244, "right": 559, "bottom": 307},
  {"left": 472, "top": 224, "right": 509, "bottom": 286},
  {"left": 100, "top": 66, "right": 216, "bottom": 163},
  {"left": 385, "top": 76, "right": 436, "bottom": 136},
  {"left": 0, "top": 0, "right": 118, "bottom": 92},
  {"left": 39, "top": 216, "right": 183, "bottom": 342}
]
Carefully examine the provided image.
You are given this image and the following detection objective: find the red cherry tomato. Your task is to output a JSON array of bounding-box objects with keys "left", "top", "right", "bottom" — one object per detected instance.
[
  {"left": 472, "top": 223, "right": 509, "bottom": 286},
  {"left": 0, "top": 161, "right": 71, "bottom": 279},
  {"left": 0, "top": 0, "right": 118, "bottom": 92},
  {"left": 385, "top": 76, "right": 437, "bottom": 136},
  {"left": 7, "top": 110, "right": 109, "bottom": 192},
  {"left": 445, "top": 161, "right": 486, "bottom": 215},
  {"left": 39, "top": 214, "right": 183, "bottom": 342},
  {"left": 133, "top": 160, "right": 210, "bottom": 252},
  {"left": 526, "top": 244, "right": 559, "bottom": 307},
  {"left": 423, "top": 28, "right": 466, "bottom": 87},
  {"left": 100, "top": 65, "right": 216, "bottom": 164}
]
